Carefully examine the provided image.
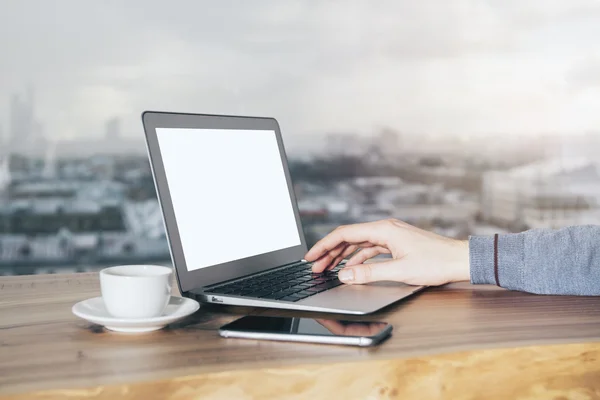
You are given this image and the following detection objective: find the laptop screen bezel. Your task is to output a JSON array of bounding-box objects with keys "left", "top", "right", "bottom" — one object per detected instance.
[{"left": 142, "top": 111, "right": 309, "bottom": 293}]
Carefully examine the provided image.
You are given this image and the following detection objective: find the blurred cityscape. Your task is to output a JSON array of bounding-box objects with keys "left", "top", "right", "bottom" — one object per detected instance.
[{"left": 1, "top": 88, "right": 600, "bottom": 275}]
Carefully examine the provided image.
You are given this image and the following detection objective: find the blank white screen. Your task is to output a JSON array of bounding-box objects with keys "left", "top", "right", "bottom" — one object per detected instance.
[{"left": 155, "top": 128, "right": 302, "bottom": 272}]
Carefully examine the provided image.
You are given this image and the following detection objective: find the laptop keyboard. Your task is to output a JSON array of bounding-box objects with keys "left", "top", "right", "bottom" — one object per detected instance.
[{"left": 204, "top": 262, "right": 344, "bottom": 302}]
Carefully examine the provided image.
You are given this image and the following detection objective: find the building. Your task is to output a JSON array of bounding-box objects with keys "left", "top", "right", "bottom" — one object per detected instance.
[
  {"left": 481, "top": 157, "right": 600, "bottom": 230},
  {"left": 105, "top": 117, "right": 121, "bottom": 140},
  {"left": 8, "top": 87, "right": 45, "bottom": 155},
  {"left": 376, "top": 128, "right": 401, "bottom": 156},
  {"left": 0, "top": 187, "right": 169, "bottom": 274},
  {"left": 0, "top": 156, "right": 10, "bottom": 195},
  {"left": 54, "top": 137, "right": 145, "bottom": 157},
  {"left": 41, "top": 141, "right": 58, "bottom": 179},
  {"left": 540, "top": 132, "right": 600, "bottom": 161},
  {"left": 0, "top": 122, "right": 5, "bottom": 148},
  {"left": 322, "top": 129, "right": 402, "bottom": 164},
  {"left": 324, "top": 133, "right": 365, "bottom": 157}
]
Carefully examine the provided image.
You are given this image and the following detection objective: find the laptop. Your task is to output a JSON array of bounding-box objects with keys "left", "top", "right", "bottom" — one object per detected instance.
[{"left": 141, "top": 111, "right": 424, "bottom": 315}]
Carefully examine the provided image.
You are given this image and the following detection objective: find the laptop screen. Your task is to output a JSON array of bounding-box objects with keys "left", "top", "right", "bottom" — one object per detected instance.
[{"left": 155, "top": 128, "right": 302, "bottom": 272}]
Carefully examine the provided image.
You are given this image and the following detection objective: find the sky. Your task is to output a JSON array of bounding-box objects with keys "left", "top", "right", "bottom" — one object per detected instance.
[{"left": 1, "top": 0, "right": 600, "bottom": 151}]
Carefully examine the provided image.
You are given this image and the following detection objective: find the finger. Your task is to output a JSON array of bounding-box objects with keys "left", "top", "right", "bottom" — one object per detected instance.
[
  {"left": 342, "top": 324, "right": 376, "bottom": 337},
  {"left": 311, "top": 242, "right": 348, "bottom": 272},
  {"left": 312, "top": 241, "right": 378, "bottom": 272},
  {"left": 369, "top": 322, "right": 389, "bottom": 336},
  {"left": 346, "top": 246, "right": 390, "bottom": 266},
  {"left": 311, "top": 241, "right": 381, "bottom": 272},
  {"left": 326, "top": 254, "right": 345, "bottom": 271},
  {"left": 340, "top": 244, "right": 359, "bottom": 259},
  {"left": 325, "top": 244, "right": 358, "bottom": 271},
  {"left": 325, "top": 241, "right": 381, "bottom": 269},
  {"left": 317, "top": 320, "right": 386, "bottom": 336},
  {"left": 305, "top": 222, "right": 390, "bottom": 262},
  {"left": 338, "top": 260, "right": 400, "bottom": 284},
  {"left": 354, "top": 241, "right": 379, "bottom": 248},
  {"left": 315, "top": 319, "right": 346, "bottom": 335}
]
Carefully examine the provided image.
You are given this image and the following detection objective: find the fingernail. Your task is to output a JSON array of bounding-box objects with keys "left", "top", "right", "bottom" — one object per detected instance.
[{"left": 339, "top": 269, "right": 354, "bottom": 282}]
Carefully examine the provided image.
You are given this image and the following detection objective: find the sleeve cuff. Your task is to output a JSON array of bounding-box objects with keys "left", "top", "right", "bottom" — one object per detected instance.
[
  {"left": 469, "top": 233, "right": 526, "bottom": 288},
  {"left": 469, "top": 235, "right": 495, "bottom": 285},
  {"left": 497, "top": 232, "right": 525, "bottom": 290}
]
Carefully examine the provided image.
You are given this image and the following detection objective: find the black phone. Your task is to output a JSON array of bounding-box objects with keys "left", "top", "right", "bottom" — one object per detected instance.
[{"left": 219, "top": 316, "right": 392, "bottom": 347}]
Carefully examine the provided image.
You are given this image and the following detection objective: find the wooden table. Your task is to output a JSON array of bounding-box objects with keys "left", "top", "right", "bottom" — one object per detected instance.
[{"left": 1, "top": 272, "right": 600, "bottom": 399}]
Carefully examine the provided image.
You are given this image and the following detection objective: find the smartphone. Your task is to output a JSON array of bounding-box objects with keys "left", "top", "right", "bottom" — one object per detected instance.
[{"left": 218, "top": 316, "right": 392, "bottom": 347}]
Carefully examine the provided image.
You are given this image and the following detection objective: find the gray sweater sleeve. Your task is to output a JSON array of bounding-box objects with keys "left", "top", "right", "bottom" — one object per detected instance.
[{"left": 469, "top": 225, "right": 600, "bottom": 295}]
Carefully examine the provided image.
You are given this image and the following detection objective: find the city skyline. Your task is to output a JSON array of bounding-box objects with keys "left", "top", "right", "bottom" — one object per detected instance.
[
  {"left": 2, "top": 84, "right": 600, "bottom": 158},
  {"left": 2, "top": 1, "right": 600, "bottom": 151}
]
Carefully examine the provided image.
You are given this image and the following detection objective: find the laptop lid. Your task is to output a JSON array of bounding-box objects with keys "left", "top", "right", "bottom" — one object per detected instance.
[{"left": 142, "top": 111, "right": 308, "bottom": 293}]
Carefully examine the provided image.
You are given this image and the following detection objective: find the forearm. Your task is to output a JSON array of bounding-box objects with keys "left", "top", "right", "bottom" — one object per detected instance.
[{"left": 469, "top": 225, "right": 600, "bottom": 295}]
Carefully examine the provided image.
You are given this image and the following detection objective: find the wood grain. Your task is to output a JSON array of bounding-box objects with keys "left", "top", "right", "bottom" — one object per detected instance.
[
  {"left": 4, "top": 342, "right": 600, "bottom": 400},
  {"left": 1, "top": 272, "right": 600, "bottom": 398}
]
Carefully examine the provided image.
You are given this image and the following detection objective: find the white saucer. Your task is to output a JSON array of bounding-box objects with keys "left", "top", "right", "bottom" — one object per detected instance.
[{"left": 72, "top": 296, "right": 200, "bottom": 333}]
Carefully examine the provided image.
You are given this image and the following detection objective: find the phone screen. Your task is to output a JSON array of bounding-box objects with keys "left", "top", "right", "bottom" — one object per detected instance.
[{"left": 220, "top": 316, "right": 391, "bottom": 338}]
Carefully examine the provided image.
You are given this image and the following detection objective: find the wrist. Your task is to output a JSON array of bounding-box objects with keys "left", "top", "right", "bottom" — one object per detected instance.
[{"left": 449, "top": 239, "right": 470, "bottom": 282}]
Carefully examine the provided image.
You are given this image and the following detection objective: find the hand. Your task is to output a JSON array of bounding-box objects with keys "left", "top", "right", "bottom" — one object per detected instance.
[
  {"left": 315, "top": 319, "right": 388, "bottom": 336},
  {"left": 305, "top": 219, "right": 469, "bottom": 286}
]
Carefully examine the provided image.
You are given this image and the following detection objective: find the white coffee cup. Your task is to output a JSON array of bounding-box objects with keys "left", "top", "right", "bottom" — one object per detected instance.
[{"left": 99, "top": 265, "right": 173, "bottom": 319}]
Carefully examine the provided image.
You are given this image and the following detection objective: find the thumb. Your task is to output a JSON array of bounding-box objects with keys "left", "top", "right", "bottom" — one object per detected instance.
[{"left": 338, "top": 260, "right": 401, "bottom": 284}]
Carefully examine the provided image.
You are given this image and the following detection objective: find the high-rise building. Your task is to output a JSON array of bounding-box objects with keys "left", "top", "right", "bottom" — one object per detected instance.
[
  {"left": 0, "top": 155, "right": 11, "bottom": 194},
  {"left": 0, "top": 121, "right": 4, "bottom": 149},
  {"left": 42, "top": 140, "right": 57, "bottom": 179},
  {"left": 377, "top": 127, "right": 400, "bottom": 154},
  {"left": 105, "top": 117, "right": 121, "bottom": 140},
  {"left": 10, "top": 88, "right": 33, "bottom": 141},
  {"left": 8, "top": 86, "right": 44, "bottom": 154},
  {"left": 325, "top": 133, "right": 364, "bottom": 157}
]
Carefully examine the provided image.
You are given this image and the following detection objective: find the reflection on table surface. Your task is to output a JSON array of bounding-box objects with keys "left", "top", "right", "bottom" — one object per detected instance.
[{"left": 2, "top": 274, "right": 600, "bottom": 398}]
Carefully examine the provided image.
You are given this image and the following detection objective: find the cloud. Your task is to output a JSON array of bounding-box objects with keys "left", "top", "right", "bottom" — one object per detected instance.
[
  {"left": 566, "top": 57, "right": 600, "bottom": 88},
  {"left": 496, "top": 0, "right": 600, "bottom": 29},
  {"left": 1, "top": 0, "right": 600, "bottom": 144}
]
